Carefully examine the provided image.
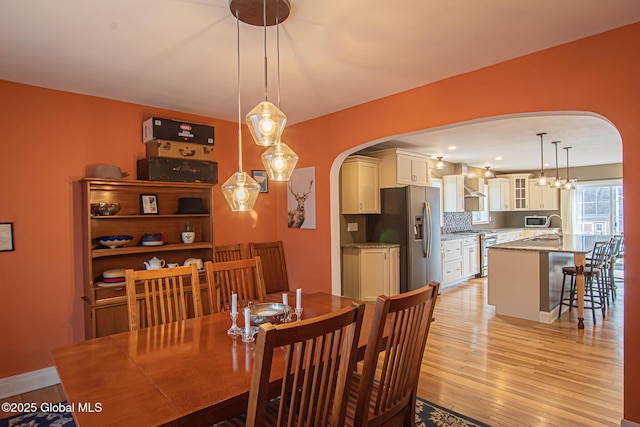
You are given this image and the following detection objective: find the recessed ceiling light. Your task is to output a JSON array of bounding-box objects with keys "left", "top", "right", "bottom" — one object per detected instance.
[
  {"left": 448, "top": 146, "right": 456, "bottom": 150},
  {"left": 495, "top": 156, "right": 503, "bottom": 161}
]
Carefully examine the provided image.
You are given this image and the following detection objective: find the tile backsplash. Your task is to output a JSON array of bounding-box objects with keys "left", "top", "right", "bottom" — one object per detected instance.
[{"left": 443, "top": 212, "right": 473, "bottom": 233}]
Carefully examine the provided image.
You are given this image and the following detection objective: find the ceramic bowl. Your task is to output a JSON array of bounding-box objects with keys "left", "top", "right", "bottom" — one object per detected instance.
[
  {"left": 91, "top": 202, "right": 122, "bottom": 216},
  {"left": 97, "top": 235, "right": 134, "bottom": 248},
  {"left": 248, "top": 303, "right": 291, "bottom": 325}
]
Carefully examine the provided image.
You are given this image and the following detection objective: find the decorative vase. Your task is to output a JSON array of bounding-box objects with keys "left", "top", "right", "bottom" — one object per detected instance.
[{"left": 181, "top": 221, "right": 195, "bottom": 244}]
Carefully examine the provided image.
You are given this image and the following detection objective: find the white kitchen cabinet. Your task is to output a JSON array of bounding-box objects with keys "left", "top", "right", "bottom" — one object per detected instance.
[
  {"left": 462, "top": 236, "right": 480, "bottom": 277},
  {"left": 342, "top": 245, "right": 399, "bottom": 301},
  {"left": 496, "top": 230, "right": 522, "bottom": 244},
  {"left": 368, "top": 148, "right": 431, "bottom": 188},
  {"left": 528, "top": 179, "right": 560, "bottom": 210},
  {"left": 488, "top": 178, "right": 511, "bottom": 211},
  {"left": 497, "top": 173, "right": 532, "bottom": 210},
  {"left": 340, "top": 155, "right": 381, "bottom": 214},
  {"left": 443, "top": 175, "right": 465, "bottom": 212},
  {"left": 442, "top": 239, "right": 463, "bottom": 284}
]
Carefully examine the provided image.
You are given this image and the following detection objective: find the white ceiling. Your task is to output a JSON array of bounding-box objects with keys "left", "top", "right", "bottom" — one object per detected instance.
[{"left": 1, "top": 0, "right": 636, "bottom": 170}]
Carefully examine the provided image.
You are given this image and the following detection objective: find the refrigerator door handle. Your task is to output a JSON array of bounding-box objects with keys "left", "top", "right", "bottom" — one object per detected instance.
[
  {"left": 425, "top": 202, "right": 432, "bottom": 258},
  {"left": 421, "top": 203, "right": 427, "bottom": 257}
]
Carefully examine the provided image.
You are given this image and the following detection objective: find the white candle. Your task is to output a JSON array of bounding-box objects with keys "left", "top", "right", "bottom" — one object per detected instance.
[
  {"left": 231, "top": 293, "right": 237, "bottom": 314},
  {"left": 244, "top": 307, "right": 251, "bottom": 335},
  {"left": 296, "top": 288, "right": 302, "bottom": 310},
  {"left": 282, "top": 293, "right": 288, "bottom": 306}
]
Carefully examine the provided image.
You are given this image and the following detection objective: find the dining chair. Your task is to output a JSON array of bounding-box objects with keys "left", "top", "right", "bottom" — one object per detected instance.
[
  {"left": 346, "top": 282, "right": 439, "bottom": 427},
  {"left": 204, "top": 257, "right": 267, "bottom": 313},
  {"left": 125, "top": 263, "right": 203, "bottom": 331},
  {"left": 248, "top": 241, "right": 289, "bottom": 295},
  {"left": 215, "top": 243, "right": 247, "bottom": 262},
  {"left": 218, "top": 302, "right": 365, "bottom": 427}
]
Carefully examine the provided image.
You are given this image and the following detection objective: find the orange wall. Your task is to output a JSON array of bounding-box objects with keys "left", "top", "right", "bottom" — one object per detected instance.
[{"left": 1, "top": 22, "right": 639, "bottom": 422}]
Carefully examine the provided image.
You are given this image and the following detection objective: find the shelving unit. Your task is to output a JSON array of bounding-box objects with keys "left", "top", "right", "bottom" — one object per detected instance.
[{"left": 81, "top": 178, "right": 215, "bottom": 338}]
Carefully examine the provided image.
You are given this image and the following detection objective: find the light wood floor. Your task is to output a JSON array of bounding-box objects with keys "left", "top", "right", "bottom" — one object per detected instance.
[{"left": 2, "top": 275, "right": 624, "bottom": 426}]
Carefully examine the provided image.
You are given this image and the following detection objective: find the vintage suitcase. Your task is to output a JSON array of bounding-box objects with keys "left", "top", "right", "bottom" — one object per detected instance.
[
  {"left": 137, "top": 157, "right": 218, "bottom": 184},
  {"left": 142, "top": 117, "right": 215, "bottom": 145},
  {"left": 145, "top": 139, "right": 214, "bottom": 161}
]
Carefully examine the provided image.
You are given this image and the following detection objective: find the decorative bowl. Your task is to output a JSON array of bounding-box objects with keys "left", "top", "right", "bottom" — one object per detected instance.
[
  {"left": 91, "top": 202, "right": 122, "bottom": 216},
  {"left": 248, "top": 303, "right": 291, "bottom": 325},
  {"left": 97, "top": 235, "right": 134, "bottom": 248}
]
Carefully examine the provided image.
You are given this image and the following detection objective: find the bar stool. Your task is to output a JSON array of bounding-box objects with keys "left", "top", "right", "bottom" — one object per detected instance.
[{"left": 559, "top": 241, "right": 608, "bottom": 324}]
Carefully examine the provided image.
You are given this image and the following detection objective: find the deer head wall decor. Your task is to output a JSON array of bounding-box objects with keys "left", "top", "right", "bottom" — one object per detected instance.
[{"left": 287, "top": 177, "right": 313, "bottom": 228}]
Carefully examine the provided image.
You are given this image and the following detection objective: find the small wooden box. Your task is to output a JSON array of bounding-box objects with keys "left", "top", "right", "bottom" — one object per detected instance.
[
  {"left": 137, "top": 157, "right": 218, "bottom": 184},
  {"left": 145, "top": 139, "right": 214, "bottom": 161}
]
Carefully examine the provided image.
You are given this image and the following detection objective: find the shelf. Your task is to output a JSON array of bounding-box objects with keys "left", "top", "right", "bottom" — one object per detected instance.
[
  {"left": 92, "top": 242, "right": 212, "bottom": 258},
  {"left": 90, "top": 214, "right": 209, "bottom": 220}
]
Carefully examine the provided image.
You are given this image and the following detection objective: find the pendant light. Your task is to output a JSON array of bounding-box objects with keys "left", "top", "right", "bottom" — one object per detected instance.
[
  {"left": 550, "top": 141, "right": 564, "bottom": 188},
  {"left": 222, "top": 9, "right": 261, "bottom": 212},
  {"left": 536, "top": 132, "right": 548, "bottom": 186},
  {"left": 483, "top": 166, "right": 495, "bottom": 178},
  {"left": 261, "top": 8, "right": 298, "bottom": 181},
  {"left": 435, "top": 157, "right": 446, "bottom": 170},
  {"left": 245, "top": 0, "right": 287, "bottom": 146},
  {"left": 562, "top": 146, "right": 575, "bottom": 190}
]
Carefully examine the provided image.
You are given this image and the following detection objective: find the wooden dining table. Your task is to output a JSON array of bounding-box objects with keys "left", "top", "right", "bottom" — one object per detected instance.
[{"left": 50, "top": 292, "right": 373, "bottom": 427}]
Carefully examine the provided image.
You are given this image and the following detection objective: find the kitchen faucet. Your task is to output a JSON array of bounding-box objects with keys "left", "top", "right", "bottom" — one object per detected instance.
[{"left": 545, "top": 214, "right": 563, "bottom": 240}]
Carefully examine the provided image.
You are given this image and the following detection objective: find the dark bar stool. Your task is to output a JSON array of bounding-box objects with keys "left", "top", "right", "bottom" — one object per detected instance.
[{"left": 559, "top": 241, "right": 608, "bottom": 324}]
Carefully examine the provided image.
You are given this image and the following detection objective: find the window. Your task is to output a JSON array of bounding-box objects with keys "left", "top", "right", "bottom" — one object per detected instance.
[{"left": 575, "top": 180, "right": 623, "bottom": 235}]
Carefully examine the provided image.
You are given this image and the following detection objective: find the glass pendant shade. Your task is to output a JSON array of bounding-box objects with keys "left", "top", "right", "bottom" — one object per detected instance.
[
  {"left": 261, "top": 141, "right": 298, "bottom": 181},
  {"left": 222, "top": 172, "right": 261, "bottom": 211},
  {"left": 246, "top": 100, "right": 287, "bottom": 146}
]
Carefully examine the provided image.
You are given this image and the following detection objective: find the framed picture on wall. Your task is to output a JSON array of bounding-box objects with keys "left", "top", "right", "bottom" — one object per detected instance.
[
  {"left": 252, "top": 170, "right": 268, "bottom": 193},
  {"left": 0, "top": 222, "right": 15, "bottom": 252},
  {"left": 140, "top": 194, "right": 159, "bottom": 214}
]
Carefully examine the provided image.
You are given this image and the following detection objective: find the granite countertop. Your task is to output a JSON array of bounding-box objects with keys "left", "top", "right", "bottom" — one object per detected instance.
[
  {"left": 342, "top": 242, "right": 400, "bottom": 249},
  {"left": 441, "top": 233, "right": 481, "bottom": 241},
  {"left": 490, "top": 234, "right": 611, "bottom": 254}
]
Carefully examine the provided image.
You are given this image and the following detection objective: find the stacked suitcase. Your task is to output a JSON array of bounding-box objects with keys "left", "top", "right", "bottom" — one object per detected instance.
[{"left": 137, "top": 117, "right": 218, "bottom": 184}]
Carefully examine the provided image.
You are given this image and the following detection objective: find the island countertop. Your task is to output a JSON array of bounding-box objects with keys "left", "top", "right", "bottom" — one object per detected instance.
[{"left": 490, "top": 233, "right": 611, "bottom": 254}]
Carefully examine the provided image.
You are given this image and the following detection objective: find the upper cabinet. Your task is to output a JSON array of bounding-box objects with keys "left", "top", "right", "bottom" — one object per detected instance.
[
  {"left": 496, "top": 173, "right": 531, "bottom": 210},
  {"left": 488, "top": 178, "right": 511, "bottom": 211},
  {"left": 443, "top": 175, "right": 465, "bottom": 212},
  {"left": 368, "top": 148, "right": 431, "bottom": 188},
  {"left": 340, "top": 155, "right": 381, "bottom": 214},
  {"left": 528, "top": 179, "right": 560, "bottom": 211}
]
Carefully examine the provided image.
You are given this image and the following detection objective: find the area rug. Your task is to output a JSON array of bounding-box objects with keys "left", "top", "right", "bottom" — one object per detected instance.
[
  {"left": 1, "top": 398, "right": 490, "bottom": 427},
  {"left": 416, "top": 397, "right": 492, "bottom": 427}
]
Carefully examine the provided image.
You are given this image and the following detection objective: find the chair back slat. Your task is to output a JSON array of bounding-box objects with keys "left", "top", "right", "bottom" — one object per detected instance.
[
  {"left": 353, "top": 281, "right": 439, "bottom": 426},
  {"left": 246, "top": 303, "right": 365, "bottom": 427},
  {"left": 125, "top": 264, "right": 203, "bottom": 331},
  {"left": 204, "top": 257, "right": 267, "bottom": 313},
  {"left": 215, "top": 243, "right": 246, "bottom": 262},
  {"left": 249, "top": 241, "right": 289, "bottom": 294}
]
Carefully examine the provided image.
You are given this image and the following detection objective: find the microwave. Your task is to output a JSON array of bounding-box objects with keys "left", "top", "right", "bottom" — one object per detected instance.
[{"left": 525, "top": 215, "right": 548, "bottom": 228}]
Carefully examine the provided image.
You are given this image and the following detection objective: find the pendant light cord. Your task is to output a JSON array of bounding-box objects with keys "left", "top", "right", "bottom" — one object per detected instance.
[
  {"left": 236, "top": 9, "right": 243, "bottom": 173},
  {"left": 263, "top": 0, "right": 268, "bottom": 102}
]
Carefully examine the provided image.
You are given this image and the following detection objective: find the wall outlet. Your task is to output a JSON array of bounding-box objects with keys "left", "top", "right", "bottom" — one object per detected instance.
[{"left": 347, "top": 222, "right": 358, "bottom": 232}]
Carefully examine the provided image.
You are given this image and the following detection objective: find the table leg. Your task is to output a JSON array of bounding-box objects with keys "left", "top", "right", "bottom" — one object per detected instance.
[{"left": 574, "top": 253, "right": 586, "bottom": 329}]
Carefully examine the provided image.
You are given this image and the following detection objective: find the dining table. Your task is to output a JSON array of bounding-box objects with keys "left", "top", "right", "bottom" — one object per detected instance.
[{"left": 50, "top": 292, "right": 373, "bottom": 427}]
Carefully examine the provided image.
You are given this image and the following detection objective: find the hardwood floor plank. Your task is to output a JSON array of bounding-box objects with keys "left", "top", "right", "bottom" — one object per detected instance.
[{"left": 417, "top": 277, "right": 623, "bottom": 427}]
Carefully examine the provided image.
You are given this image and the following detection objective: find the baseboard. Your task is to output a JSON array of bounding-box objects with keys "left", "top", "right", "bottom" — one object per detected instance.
[
  {"left": 539, "top": 306, "right": 560, "bottom": 324},
  {"left": 0, "top": 367, "right": 60, "bottom": 399},
  {"left": 622, "top": 419, "right": 640, "bottom": 427}
]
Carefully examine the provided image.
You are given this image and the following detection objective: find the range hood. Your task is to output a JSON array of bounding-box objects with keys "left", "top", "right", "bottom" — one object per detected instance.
[{"left": 454, "top": 163, "right": 486, "bottom": 198}]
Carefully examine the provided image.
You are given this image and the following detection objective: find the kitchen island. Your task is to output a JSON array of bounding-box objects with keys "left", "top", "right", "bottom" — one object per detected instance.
[{"left": 488, "top": 234, "right": 610, "bottom": 328}]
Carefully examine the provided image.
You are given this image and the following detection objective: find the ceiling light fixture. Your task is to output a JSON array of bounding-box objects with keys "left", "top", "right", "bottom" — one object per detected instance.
[
  {"left": 563, "top": 146, "right": 575, "bottom": 190},
  {"left": 435, "top": 156, "right": 446, "bottom": 170},
  {"left": 550, "top": 141, "right": 563, "bottom": 188},
  {"left": 242, "top": 0, "right": 289, "bottom": 146},
  {"left": 221, "top": 8, "right": 261, "bottom": 211},
  {"left": 536, "top": 132, "right": 548, "bottom": 186},
  {"left": 483, "top": 166, "right": 495, "bottom": 178},
  {"left": 261, "top": 6, "right": 298, "bottom": 181}
]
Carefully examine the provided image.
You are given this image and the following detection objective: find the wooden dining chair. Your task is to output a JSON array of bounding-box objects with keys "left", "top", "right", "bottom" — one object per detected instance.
[
  {"left": 218, "top": 302, "right": 365, "bottom": 427},
  {"left": 249, "top": 241, "right": 289, "bottom": 294},
  {"left": 215, "top": 243, "right": 246, "bottom": 262},
  {"left": 204, "top": 257, "right": 267, "bottom": 313},
  {"left": 347, "top": 282, "right": 439, "bottom": 427},
  {"left": 125, "top": 263, "right": 203, "bottom": 331}
]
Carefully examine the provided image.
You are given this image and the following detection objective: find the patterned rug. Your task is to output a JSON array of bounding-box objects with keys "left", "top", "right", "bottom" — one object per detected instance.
[{"left": 1, "top": 398, "right": 490, "bottom": 426}]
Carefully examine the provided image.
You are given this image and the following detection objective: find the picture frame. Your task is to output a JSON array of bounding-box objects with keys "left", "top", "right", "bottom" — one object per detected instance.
[
  {"left": 252, "top": 170, "right": 268, "bottom": 193},
  {"left": 0, "top": 222, "right": 15, "bottom": 252},
  {"left": 140, "top": 194, "right": 159, "bottom": 215}
]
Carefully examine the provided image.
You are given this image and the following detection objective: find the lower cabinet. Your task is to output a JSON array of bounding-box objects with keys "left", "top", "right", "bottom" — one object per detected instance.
[
  {"left": 442, "top": 236, "right": 480, "bottom": 287},
  {"left": 462, "top": 236, "right": 480, "bottom": 277},
  {"left": 342, "top": 245, "right": 400, "bottom": 301}
]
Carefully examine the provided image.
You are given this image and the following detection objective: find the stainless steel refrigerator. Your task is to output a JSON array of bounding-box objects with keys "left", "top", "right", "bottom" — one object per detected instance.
[{"left": 366, "top": 186, "right": 442, "bottom": 293}]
